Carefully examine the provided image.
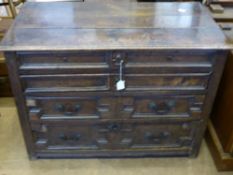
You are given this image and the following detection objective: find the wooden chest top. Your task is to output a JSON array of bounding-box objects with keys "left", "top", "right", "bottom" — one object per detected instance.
[{"left": 0, "top": 1, "right": 231, "bottom": 51}]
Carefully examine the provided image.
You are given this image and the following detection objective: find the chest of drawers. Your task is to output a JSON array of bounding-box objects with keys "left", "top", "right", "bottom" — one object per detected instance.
[{"left": 0, "top": 1, "right": 231, "bottom": 159}]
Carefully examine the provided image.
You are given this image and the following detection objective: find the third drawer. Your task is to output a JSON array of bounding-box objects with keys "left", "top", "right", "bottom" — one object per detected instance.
[{"left": 26, "top": 94, "right": 205, "bottom": 121}]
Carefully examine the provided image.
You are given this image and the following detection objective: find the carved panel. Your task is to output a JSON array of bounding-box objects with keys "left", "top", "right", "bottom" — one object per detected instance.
[
  {"left": 21, "top": 74, "right": 110, "bottom": 93},
  {"left": 26, "top": 97, "right": 115, "bottom": 121},
  {"left": 119, "top": 95, "right": 205, "bottom": 120},
  {"left": 120, "top": 74, "right": 210, "bottom": 91},
  {"left": 18, "top": 51, "right": 111, "bottom": 75},
  {"left": 31, "top": 121, "right": 198, "bottom": 151}
]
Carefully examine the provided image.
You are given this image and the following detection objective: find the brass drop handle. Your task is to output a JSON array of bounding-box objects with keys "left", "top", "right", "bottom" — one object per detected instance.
[
  {"left": 59, "top": 133, "right": 81, "bottom": 141},
  {"left": 148, "top": 101, "right": 175, "bottom": 115}
]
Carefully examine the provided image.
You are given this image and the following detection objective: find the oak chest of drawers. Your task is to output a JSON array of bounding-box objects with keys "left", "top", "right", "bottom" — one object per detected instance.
[{"left": 0, "top": 1, "right": 231, "bottom": 159}]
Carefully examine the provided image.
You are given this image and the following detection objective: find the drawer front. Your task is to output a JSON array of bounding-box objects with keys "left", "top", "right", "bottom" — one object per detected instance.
[
  {"left": 26, "top": 96, "right": 115, "bottom": 121},
  {"left": 112, "top": 50, "right": 214, "bottom": 74},
  {"left": 21, "top": 73, "right": 210, "bottom": 93},
  {"left": 26, "top": 94, "right": 204, "bottom": 121},
  {"left": 18, "top": 51, "right": 111, "bottom": 74},
  {"left": 31, "top": 121, "right": 199, "bottom": 151},
  {"left": 116, "top": 74, "right": 210, "bottom": 91},
  {"left": 18, "top": 50, "right": 214, "bottom": 75},
  {"left": 119, "top": 95, "right": 204, "bottom": 120},
  {"left": 21, "top": 74, "right": 110, "bottom": 92}
]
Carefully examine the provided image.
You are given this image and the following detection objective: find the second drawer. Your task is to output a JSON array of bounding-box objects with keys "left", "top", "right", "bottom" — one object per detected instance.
[{"left": 20, "top": 73, "right": 210, "bottom": 93}]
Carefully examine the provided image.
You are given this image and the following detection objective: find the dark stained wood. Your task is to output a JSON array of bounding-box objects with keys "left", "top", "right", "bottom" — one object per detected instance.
[
  {"left": 20, "top": 74, "right": 111, "bottom": 92},
  {"left": 14, "top": 3, "right": 214, "bottom": 29},
  {"left": 5, "top": 52, "right": 37, "bottom": 159},
  {"left": 31, "top": 120, "right": 200, "bottom": 158},
  {"left": 206, "top": 121, "right": 233, "bottom": 171},
  {"left": 122, "top": 74, "right": 210, "bottom": 91},
  {"left": 0, "top": 18, "right": 13, "bottom": 97},
  {"left": 1, "top": 28, "right": 229, "bottom": 51},
  {"left": 212, "top": 51, "right": 233, "bottom": 153},
  {"left": 25, "top": 94, "right": 205, "bottom": 121},
  {"left": 19, "top": 73, "right": 210, "bottom": 92},
  {"left": 189, "top": 50, "right": 228, "bottom": 157},
  {"left": 0, "top": 2, "right": 230, "bottom": 51},
  {"left": 205, "top": 6, "right": 233, "bottom": 170},
  {"left": 18, "top": 51, "right": 111, "bottom": 74},
  {"left": 26, "top": 96, "right": 108, "bottom": 121},
  {"left": 1, "top": 1, "right": 231, "bottom": 159},
  {"left": 18, "top": 50, "right": 214, "bottom": 75},
  {"left": 0, "top": 52, "right": 8, "bottom": 76},
  {"left": 0, "top": 53, "right": 11, "bottom": 96}
]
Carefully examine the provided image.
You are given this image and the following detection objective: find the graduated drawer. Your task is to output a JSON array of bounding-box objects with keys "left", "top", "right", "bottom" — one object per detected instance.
[
  {"left": 119, "top": 95, "right": 204, "bottom": 120},
  {"left": 20, "top": 73, "right": 210, "bottom": 93},
  {"left": 117, "top": 73, "right": 210, "bottom": 91},
  {"left": 18, "top": 51, "right": 111, "bottom": 74},
  {"left": 18, "top": 50, "right": 214, "bottom": 75},
  {"left": 31, "top": 120, "right": 199, "bottom": 156},
  {"left": 26, "top": 96, "right": 114, "bottom": 121},
  {"left": 26, "top": 94, "right": 205, "bottom": 121},
  {"left": 112, "top": 50, "right": 214, "bottom": 74},
  {"left": 20, "top": 74, "right": 110, "bottom": 92}
]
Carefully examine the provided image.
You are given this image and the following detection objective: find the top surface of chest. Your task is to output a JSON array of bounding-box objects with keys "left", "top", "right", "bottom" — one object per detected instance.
[{"left": 0, "top": 1, "right": 231, "bottom": 51}]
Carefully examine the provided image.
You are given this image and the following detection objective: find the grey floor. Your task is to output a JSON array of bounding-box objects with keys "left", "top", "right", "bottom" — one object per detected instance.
[{"left": 0, "top": 98, "right": 232, "bottom": 175}]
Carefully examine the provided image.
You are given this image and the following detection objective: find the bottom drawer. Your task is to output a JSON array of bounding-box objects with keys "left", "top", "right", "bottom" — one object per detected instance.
[{"left": 31, "top": 121, "right": 201, "bottom": 157}]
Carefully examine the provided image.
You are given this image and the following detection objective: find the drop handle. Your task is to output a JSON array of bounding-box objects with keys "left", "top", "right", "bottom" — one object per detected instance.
[
  {"left": 54, "top": 104, "right": 81, "bottom": 116},
  {"left": 144, "top": 132, "right": 160, "bottom": 142},
  {"left": 144, "top": 132, "right": 171, "bottom": 142},
  {"left": 59, "top": 133, "right": 81, "bottom": 141},
  {"left": 107, "top": 123, "right": 121, "bottom": 132},
  {"left": 148, "top": 101, "right": 175, "bottom": 115},
  {"left": 64, "top": 104, "right": 81, "bottom": 116}
]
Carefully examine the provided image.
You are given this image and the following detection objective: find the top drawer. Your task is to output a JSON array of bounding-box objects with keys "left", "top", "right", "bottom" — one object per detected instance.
[
  {"left": 17, "top": 50, "right": 215, "bottom": 75},
  {"left": 112, "top": 50, "right": 215, "bottom": 74},
  {"left": 18, "top": 51, "right": 111, "bottom": 74}
]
